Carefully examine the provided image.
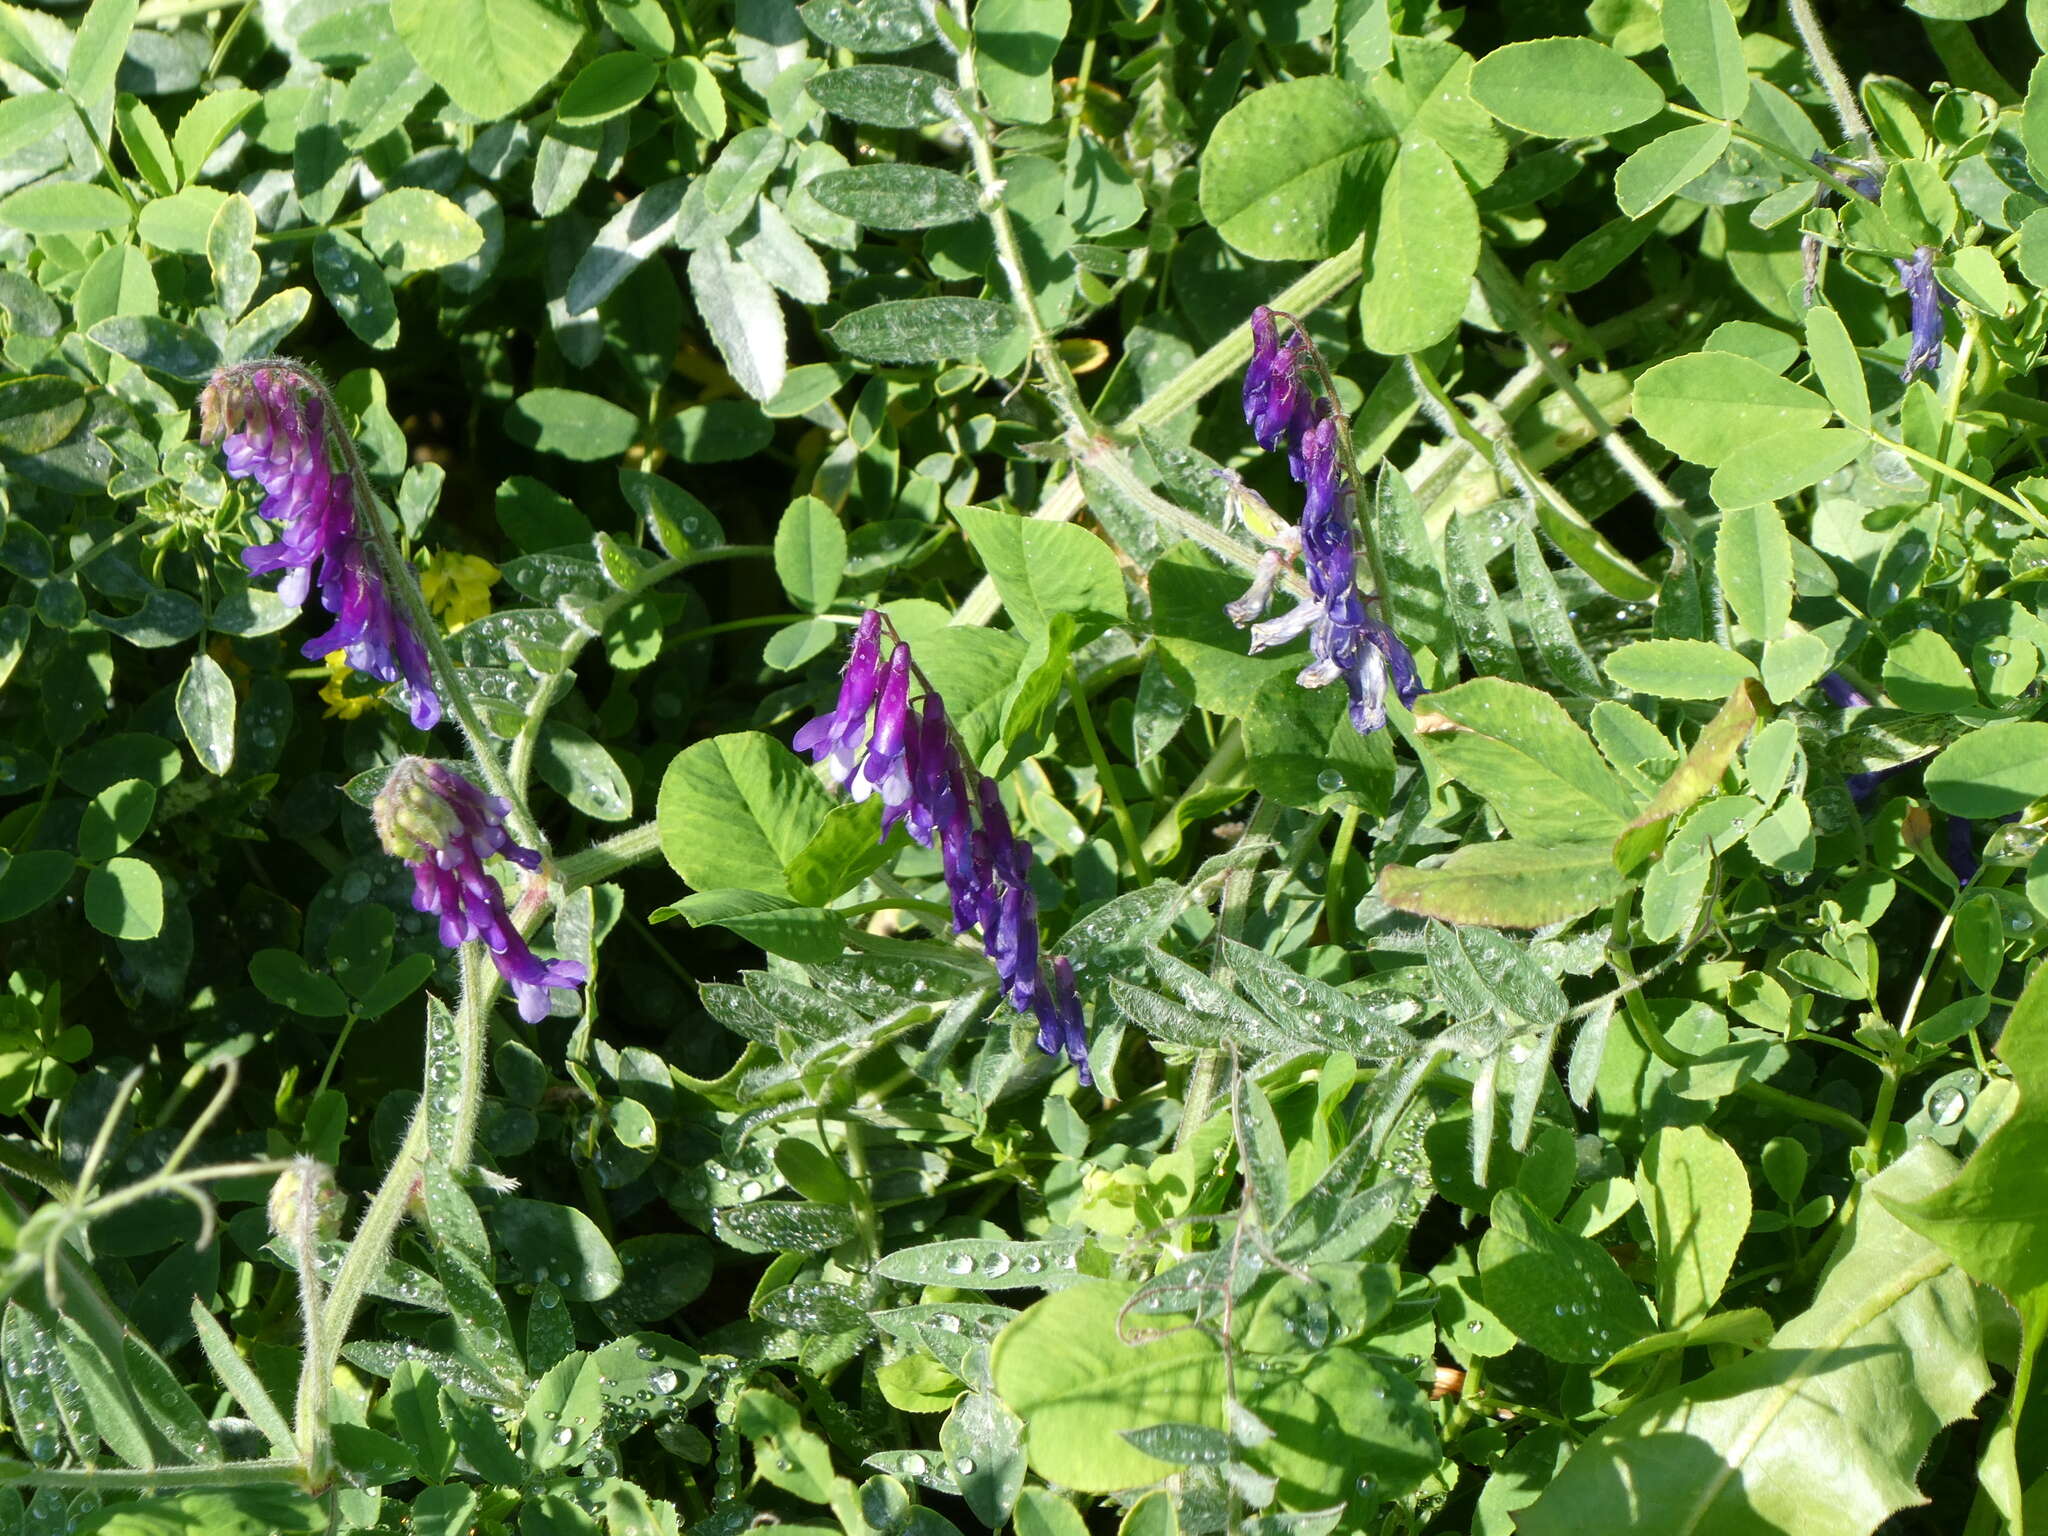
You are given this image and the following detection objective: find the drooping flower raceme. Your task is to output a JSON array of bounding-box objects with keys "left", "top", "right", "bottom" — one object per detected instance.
[
  {"left": 200, "top": 366, "right": 441, "bottom": 730},
  {"left": 1229, "top": 307, "right": 1421, "bottom": 733},
  {"left": 794, "top": 612, "right": 1092, "bottom": 1083},
  {"left": 374, "top": 757, "right": 586, "bottom": 1022}
]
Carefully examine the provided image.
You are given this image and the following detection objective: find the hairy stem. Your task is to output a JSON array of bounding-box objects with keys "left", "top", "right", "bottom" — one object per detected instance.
[
  {"left": 1066, "top": 662, "right": 1153, "bottom": 884},
  {"left": 306, "top": 946, "right": 504, "bottom": 1442},
  {"left": 943, "top": 0, "right": 1093, "bottom": 436},
  {"left": 1787, "top": 0, "right": 1873, "bottom": 150}
]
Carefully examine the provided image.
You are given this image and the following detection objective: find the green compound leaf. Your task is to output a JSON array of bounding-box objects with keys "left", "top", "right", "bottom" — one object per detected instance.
[
  {"left": 390, "top": 0, "right": 585, "bottom": 120},
  {"left": 176, "top": 652, "right": 237, "bottom": 776},
  {"left": 312, "top": 230, "right": 398, "bottom": 349},
  {"left": 1413, "top": 677, "right": 1639, "bottom": 844},
  {"left": 973, "top": 0, "right": 1068, "bottom": 124},
  {"left": 0, "top": 375, "right": 89, "bottom": 455},
  {"left": 799, "top": 0, "right": 934, "bottom": 51},
  {"left": 806, "top": 164, "right": 980, "bottom": 229},
  {"left": 1613, "top": 122, "right": 1731, "bottom": 218},
  {"left": 1884, "top": 960, "right": 2048, "bottom": 1304},
  {"left": 656, "top": 731, "right": 834, "bottom": 898},
  {"left": 1379, "top": 838, "right": 1629, "bottom": 930},
  {"left": 991, "top": 1280, "right": 1438, "bottom": 1507},
  {"left": 555, "top": 50, "right": 659, "bottom": 127},
  {"left": 1662, "top": 0, "right": 1749, "bottom": 118},
  {"left": 773, "top": 495, "right": 847, "bottom": 613},
  {"left": 1198, "top": 76, "right": 1396, "bottom": 261},
  {"left": 1519, "top": 1143, "right": 1989, "bottom": 1536},
  {"left": 1925, "top": 720, "right": 2048, "bottom": 817},
  {"left": 1716, "top": 502, "right": 1794, "bottom": 641},
  {"left": 1604, "top": 638, "right": 1760, "bottom": 699},
  {"left": 0, "top": 181, "right": 133, "bottom": 236},
  {"left": 1469, "top": 38, "right": 1666, "bottom": 138},
  {"left": 1479, "top": 1188, "right": 1652, "bottom": 1363},
  {"left": 360, "top": 188, "right": 485, "bottom": 272},
  {"left": 73, "top": 1488, "right": 325, "bottom": 1536},
  {"left": 505, "top": 388, "right": 639, "bottom": 460},
  {"left": 828, "top": 297, "right": 1018, "bottom": 363},
  {"left": 954, "top": 505, "right": 1125, "bottom": 639},
  {"left": 1361, "top": 136, "right": 1477, "bottom": 355},
  {"left": 83, "top": 856, "right": 162, "bottom": 940},
  {"left": 1636, "top": 1124, "right": 1750, "bottom": 1328},
  {"left": 1634, "top": 351, "right": 1833, "bottom": 468},
  {"left": 806, "top": 63, "right": 954, "bottom": 127}
]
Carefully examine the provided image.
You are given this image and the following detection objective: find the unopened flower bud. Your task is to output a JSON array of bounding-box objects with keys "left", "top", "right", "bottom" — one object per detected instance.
[{"left": 268, "top": 1156, "right": 346, "bottom": 1242}]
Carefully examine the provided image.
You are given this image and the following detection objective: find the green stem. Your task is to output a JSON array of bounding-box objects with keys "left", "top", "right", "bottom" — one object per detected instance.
[
  {"left": 66, "top": 98, "right": 140, "bottom": 218},
  {"left": 232, "top": 361, "right": 542, "bottom": 853},
  {"left": 1066, "top": 663, "right": 1152, "bottom": 884},
  {"left": 1140, "top": 722, "right": 1249, "bottom": 864},
  {"left": 2, "top": 1458, "right": 306, "bottom": 1490},
  {"left": 0, "top": 1139, "right": 67, "bottom": 1198},
  {"left": 1475, "top": 249, "right": 1688, "bottom": 523},
  {"left": 556, "top": 819, "right": 663, "bottom": 889},
  {"left": 1626, "top": 985, "right": 1869, "bottom": 1138},
  {"left": 289, "top": 1173, "right": 331, "bottom": 1488},
  {"left": 1080, "top": 439, "right": 1306, "bottom": 593},
  {"left": 54, "top": 521, "right": 142, "bottom": 581},
  {"left": 1284, "top": 317, "right": 1395, "bottom": 627},
  {"left": 1736, "top": 1079, "right": 1871, "bottom": 1142},
  {"left": 943, "top": 0, "right": 1093, "bottom": 436},
  {"left": 447, "top": 948, "right": 491, "bottom": 1163},
  {"left": 1325, "top": 805, "right": 1361, "bottom": 947},
  {"left": 1786, "top": 0, "right": 1874, "bottom": 149},
  {"left": 308, "top": 944, "right": 503, "bottom": 1442},
  {"left": 354, "top": 471, "right": 540, "bottom": 850},
  {"left": 1865, "top": 428, "right": 2048, "bottom": 534},
  {"left": 841, "top": 1119, "right": 883, "bottom": 1261},
  {"left": 1175, "top": 797, "right": 1279, "bottom": 1151}
]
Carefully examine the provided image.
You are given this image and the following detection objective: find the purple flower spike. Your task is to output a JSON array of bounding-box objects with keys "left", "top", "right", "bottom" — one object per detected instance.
[
  {"left": 1231, "top": 313, "right": 1420, "bottom": 735},
  {"left": 1894, "top": 247, "right": 1950, "bottom": 383},
  {"left": 374, "top": 758, "right": 585, "bottom": 1023},
  {"left": 855, "top": 643, "right": 914, "bottom": 814},
  {"left": 1244, "top": 312, "right": 1312, "bottom": 455},
  {"left": 201, "top": 366, "right": 441, "bottom": 731},
  {"left": 790, "top": 612, "right": 1094, "bottom": 1084},
  {"left": 1044, "top": 957, "right": 1091, "bottom": 1086},
  {"left": 794, "top": 610, "right": 885, "bottom": 782},
  {"left": 903, "top": 698, "right": 957, "bottom": 849},
  {"left": 1244, "top": 308, "right": 1283, "bottom": 433}
]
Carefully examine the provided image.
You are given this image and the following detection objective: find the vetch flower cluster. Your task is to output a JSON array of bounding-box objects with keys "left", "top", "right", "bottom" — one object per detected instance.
[
  {"left": 201, "top": 365, "right": 441, "bottom": 729},
  {"left": 1803, "top": 156, "right": 1950, "bottom": 382},
  {"left": 374, "top": 758, "right": 586, "bottom": 1022},
  {"left": 795, "top": 612, "right": 1092, "bottom": 1083},
  {"left": 1892, "top": 246, "right": 1951, "bottom": 384},
  {"left": 1228, "top": 307, "right": 1420, "bottom": 733}
]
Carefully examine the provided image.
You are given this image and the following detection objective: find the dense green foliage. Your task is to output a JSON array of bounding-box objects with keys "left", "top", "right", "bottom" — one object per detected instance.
[{"left": 5, "top": 0, "right": 2048, "bottom": 1532}]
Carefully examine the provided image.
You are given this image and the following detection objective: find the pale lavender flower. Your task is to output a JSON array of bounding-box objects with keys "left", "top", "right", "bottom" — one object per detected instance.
[
  {"left": 201, "top": 366, "right": 441, "bottom": 730},
  {"left": 374, "top": 758, "right": 585, "bottom": 1023}
]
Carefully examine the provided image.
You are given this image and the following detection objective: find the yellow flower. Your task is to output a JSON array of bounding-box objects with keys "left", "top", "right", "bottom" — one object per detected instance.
[
  {"left": 420, "top": 552, "right": 500, "bottom": 632},
  {"left": 318, "top": 651, "right": 381, "bottom": 720}
]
